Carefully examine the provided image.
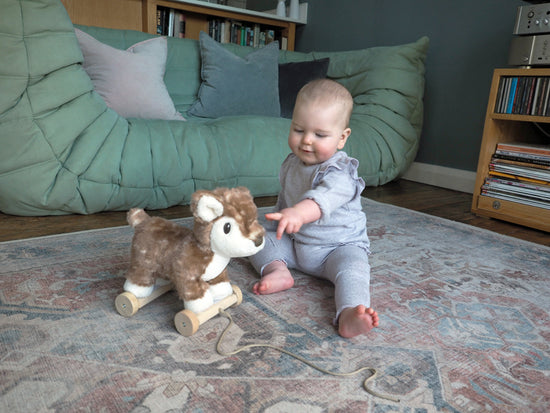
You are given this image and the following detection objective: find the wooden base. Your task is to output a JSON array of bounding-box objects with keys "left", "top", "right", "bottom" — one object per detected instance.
[{"left": 115, "top": 283, "right": 243, "bottom": 336}]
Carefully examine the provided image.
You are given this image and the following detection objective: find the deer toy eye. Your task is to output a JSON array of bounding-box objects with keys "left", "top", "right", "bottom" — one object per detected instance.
[{"left": 224, "top": 222, "right": 231, "bottom": 234}]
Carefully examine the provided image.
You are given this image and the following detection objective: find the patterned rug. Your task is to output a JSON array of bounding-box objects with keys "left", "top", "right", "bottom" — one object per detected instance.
[{"left": 1, "top": 198, "right": 549, "bottom": 412}]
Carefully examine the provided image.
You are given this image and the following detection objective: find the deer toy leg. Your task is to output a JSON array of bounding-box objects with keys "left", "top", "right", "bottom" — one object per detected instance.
[{"left": 174, "top": 285, "right": 243, "bottom": 336}]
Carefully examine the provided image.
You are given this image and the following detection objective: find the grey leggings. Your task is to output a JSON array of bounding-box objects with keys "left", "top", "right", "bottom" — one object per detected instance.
[{"left": 249, "top": 231, "right": 371, "bottom": 323}]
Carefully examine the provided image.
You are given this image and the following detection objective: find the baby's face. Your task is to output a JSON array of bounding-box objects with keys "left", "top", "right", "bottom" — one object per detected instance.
[{"left": 288, "top": 100, "right": 350, "bottom": 165}]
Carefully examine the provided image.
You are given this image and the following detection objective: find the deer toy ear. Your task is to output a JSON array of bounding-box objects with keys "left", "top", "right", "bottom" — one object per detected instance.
[{"left": 195, "top": 194, "right": 224, "bottom": 222}]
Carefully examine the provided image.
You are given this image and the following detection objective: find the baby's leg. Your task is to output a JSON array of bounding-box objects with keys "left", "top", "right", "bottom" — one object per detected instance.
[
  {"left": 322, "top": 245, "right": 376, "bottom": 338},
  {"left": 249, "top": 230, "right": 296, "bottom": 295},
  {"left": 253, "top": 260, "right": 294, "bottom": 295}
]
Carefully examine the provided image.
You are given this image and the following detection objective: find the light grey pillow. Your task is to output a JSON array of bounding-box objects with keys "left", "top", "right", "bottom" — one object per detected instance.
[
  {"left": 75, "top": 29, "right": 185, "bottom": 121},
  {"left": 188, "top": 32, "right": 280, "bottom": 118}
]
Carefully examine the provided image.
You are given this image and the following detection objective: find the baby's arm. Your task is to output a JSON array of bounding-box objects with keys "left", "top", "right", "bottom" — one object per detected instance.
[{"left": 265, "top": 199, "right": 321, "bottom": 239}]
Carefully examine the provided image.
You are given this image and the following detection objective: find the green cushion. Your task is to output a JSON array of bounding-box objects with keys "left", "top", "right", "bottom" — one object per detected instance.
[{"left": 0, "top": 0, "right": 428, "bottom": 215}]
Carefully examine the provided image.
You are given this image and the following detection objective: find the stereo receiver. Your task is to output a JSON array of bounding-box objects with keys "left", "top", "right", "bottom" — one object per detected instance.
[{"left": 514, "top": 2, "right": 550, "bottom": 35}]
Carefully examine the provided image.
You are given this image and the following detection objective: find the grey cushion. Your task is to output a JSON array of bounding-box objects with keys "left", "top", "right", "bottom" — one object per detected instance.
[
  {"left": 278, "top": 58, "right": 330, "bottom": 118},
  {"left": 188, "top": 31, "right": 280, "bottom": 118}
]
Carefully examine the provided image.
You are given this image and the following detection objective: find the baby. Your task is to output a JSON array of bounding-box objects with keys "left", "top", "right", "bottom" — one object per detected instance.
[{"left": 250, "top": 78, "right": 378, "bottom": 338}]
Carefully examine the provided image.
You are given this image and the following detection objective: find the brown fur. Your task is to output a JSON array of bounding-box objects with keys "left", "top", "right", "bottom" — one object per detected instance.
[{"left": 124, "top": 187, "right": 264, "bottom": 303}]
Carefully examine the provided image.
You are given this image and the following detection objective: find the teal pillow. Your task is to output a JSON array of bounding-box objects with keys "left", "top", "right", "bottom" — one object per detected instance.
[{"left": 188, "top": 32, "right": 280, "bottom": 118}]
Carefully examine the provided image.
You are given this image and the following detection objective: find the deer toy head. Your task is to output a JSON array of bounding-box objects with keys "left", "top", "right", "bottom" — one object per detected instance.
[
  {"left": 191, "top": 187, "right": 265, "bottom": 258},
  {"left": 123, "top": 187, "right": 265, "bottom": 314}
]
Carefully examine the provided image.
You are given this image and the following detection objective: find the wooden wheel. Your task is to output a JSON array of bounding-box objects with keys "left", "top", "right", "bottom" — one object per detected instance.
[
  {"left": 172, "top": 285, "right": 242, "bottom": 336},
  {"left": 115, "top": 292, "right": 139, "bottom": 317},
  {"left": 174, "top": 309, "right": 200, "bottom": 336}
]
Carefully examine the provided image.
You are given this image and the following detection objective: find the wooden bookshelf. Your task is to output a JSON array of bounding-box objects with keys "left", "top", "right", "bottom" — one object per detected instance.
[
  {"left": 61, "top": 0, "right": 144, "bottom": 31},
  {"left": 471, "top": 68, "right": 550, "bottom": 232},
  {"left": 61, "top": 0, "right": 303, "bottom": 50}
]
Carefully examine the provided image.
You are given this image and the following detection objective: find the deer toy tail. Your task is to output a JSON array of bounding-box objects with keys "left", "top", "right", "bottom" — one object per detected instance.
[{"left": 127, "top": 208, "right": 150, "bottom": 228}]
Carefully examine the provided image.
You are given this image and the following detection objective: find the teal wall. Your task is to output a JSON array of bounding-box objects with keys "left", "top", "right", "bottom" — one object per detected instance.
[{"left": 251, "top": 0, "right": 529, "bottom": 173}]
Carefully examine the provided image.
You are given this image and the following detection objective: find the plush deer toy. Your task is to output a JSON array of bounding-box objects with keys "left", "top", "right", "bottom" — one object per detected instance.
[{"left": 123, "top": 187, "right": 265, "bottom": 314}]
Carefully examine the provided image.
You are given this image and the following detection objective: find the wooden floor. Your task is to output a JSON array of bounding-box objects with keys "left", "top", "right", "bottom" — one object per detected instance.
[{"left": 0, "top": 179, "right": 548, "bottom": 246}]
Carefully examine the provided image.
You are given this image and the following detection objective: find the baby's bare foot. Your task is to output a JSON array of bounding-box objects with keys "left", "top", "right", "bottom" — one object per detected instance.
[
  {"left": 253, "top": 261, "right": 294, "bottom": 295},
  {"left": 338, "top": 305, "right": 379, "bottom": 338}
]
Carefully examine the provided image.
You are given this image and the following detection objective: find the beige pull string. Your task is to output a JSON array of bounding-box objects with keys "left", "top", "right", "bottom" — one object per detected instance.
[{"left": 216, "top": 308, "right": 400, "bottom": 403}]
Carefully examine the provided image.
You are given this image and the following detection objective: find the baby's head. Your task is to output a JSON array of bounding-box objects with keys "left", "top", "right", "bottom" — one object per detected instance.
[
  {"left": 289, "top": 79, "right": 353, "bottom": 165},
  {"left": 295, "top": 79, "right": 353, "bottom": 127}
]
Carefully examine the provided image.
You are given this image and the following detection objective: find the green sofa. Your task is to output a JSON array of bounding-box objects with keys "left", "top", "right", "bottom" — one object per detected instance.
[{"left": 0, "top": 0, "right": 428, "bottom": 216}]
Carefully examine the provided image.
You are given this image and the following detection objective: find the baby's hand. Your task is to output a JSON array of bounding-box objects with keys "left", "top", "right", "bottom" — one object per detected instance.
[{"left": 266, "top": 207, "right": 305, "bottom": 239}]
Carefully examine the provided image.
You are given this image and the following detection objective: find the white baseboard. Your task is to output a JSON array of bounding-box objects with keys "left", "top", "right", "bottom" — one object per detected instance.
[{"left": 401, "top": 162, "right": 477, "bottom": 194}]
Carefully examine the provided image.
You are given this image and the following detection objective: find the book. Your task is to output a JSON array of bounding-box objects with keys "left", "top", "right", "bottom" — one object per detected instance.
[
  {"left": 481, "top": 187, "right": 550, "bottom": 209},
  {"left": 494, "top": 76, "right": 507, "bottom": 113},
  {"left": 531, "top": 78, "right": 542, "bottom": 115},
  {"left": 157, "top": 7, "right": 168, "bottom": 35},
  {"left": 482, "top": 135, "right": 550, "bottom": 209},
  {"left": 266, "top": 30, "right": 275, "bottom": 45},
  {"left": 491, "top": 156, "right": 550, "bottom": 171},
  {"left": 484, "top": 176, "right": 550, "bottom": 200},
  {"left": 506, "top": 77, "right": 518, "bottom": 114},
  {"left": 156, "top": 7, "right": 186, "bottom": 37},
  {"left": 281, "top": 36, "right": 288, "bottom": 50},
  {"left": 537, "top": 78, "right": 549, "bottom": 116},
  {"left": 258, "top": 31, "right": 266, "bottom": 47},
  {"left": 205, "top": 18, "right": 279, "bottom": 49},
  {"left": 495, "top": 142, "right": 550, "bottom": 166},
  {"left": 493, "top": 153, "right": 550, "bottom": 167},
  {"left": 253, "top": 24, "right": 260, "bottom": 48},
  {"left": 512, "top": 76, "right": 524, "bottom": 114},
  {"left": 176, "top": 12, "right": 186, "bottom": 38},
  {"left": 496, "top": 142, "right": 550, "bottom": 157},
  {"left": 488, "top": 170, "right": 550, "bottom": 185},
  {"left": 543, "top": 78, "right": 550, "bottom": 116},
  {"left": 156, "top": 8, "right": 163, "bottom": 35},
  {"left": 167, "top": 9, "right": 175, "bottom": 37}
]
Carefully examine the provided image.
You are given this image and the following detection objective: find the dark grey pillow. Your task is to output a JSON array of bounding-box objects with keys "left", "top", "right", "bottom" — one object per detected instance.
[
  {"left": 278, "top": 58, "right": 330, "bottom": 118},
  {"left": 188, "top": 32, "right": 280, "bottom": 118}
]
